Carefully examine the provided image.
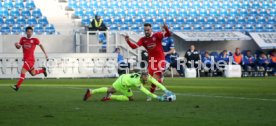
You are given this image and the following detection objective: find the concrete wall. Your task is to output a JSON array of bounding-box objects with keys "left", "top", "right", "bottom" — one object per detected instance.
[
  {"left": 0, "top": 35, "right": 75, "bottom": 54},
  {"left": 173, "top": 34, "right": 261, "bottom": 56}
]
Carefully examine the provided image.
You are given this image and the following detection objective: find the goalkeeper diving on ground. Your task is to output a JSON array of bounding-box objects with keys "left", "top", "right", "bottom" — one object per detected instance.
[{"left": 83, "top": 72, "right": 175, "bottom": 102}]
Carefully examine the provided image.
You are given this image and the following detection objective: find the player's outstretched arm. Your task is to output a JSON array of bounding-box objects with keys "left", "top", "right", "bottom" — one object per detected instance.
[
  {"left": 125, "top": 34, "right": 142, "bottom": 49},
  {"left": 39, "top": 44, "right": 48, "bottom": 60},
  {"left": 163, "top": 24, "right": 171, "bottom": 37},
  {"left": 15, "top": 43, "right": 21, "bottom": 49}
]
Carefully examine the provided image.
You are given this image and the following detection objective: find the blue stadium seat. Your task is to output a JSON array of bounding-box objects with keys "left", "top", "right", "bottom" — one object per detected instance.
[
  {"left": 229, "top": 9, "right": 238, "bottom": 16},
  {"left": 109, "top": 24, "right": 118, "bottom": 31},
  {"left": 264, "top": 24, "right": 275, "bottom": 32},
  {"left": 79, "top": 1, "right": 88, "bottom": 9},
  {"left": 127, "top": 8, "right": 136, "bottom": 16},
  {"left": 21, "top": 8, "right": 31, "bottom": 17},
  {"left": 155, "top": 16, "right": 164, "bottom": 24},
  {"left": 0, "top": 8, "right": 9, "bottom": 18},
  {"left": 105, "top": 8, "right": 115, "bottom": 17},
  {"left": 0, "top": 18, "right": 3, "bottom": 24},
  {"left": 172, "top": 24, "right": 182, "bottom": 31},
  {"left": 239, "top": 8, "right": 248, "bottom": 16},
  {"left": 216, "top": 16, "right": 226, "bottom": 24},
  {"left": 130, "top": 24, "right": 140, "bottom": 32},
  {"left": 137, "top": 9, "right": 146, "bottom": 16},
  {"left": 113, "top": 16, "right": 122, "bottom": 24},
  {"left": 4, "top": 0, "right": 14, "bottom": 9},
  {"left": 68, "top": 0, "right": 77, "bottom": 9},
  {"left": 168, "top": 9, "right": 177, "bottom": 16},
  {"left": 262, "top": 1, "right": 270, "bottom": 8},
  {"left": 74, "top": 8, "right": 84, "bottom": 18},
  {"left": 259, "top": 9, "right": 268, "bottom": 16},
  {"left": 116, "top": 8, "right": 125, "bottom": 16},
  {"left": 17, "top": 16, "right": 27, "bottom": 26},
  {"left": 34, "top": 24, "right": 44, "bottom": 34},
  {"left": 234, "top": 24, "right": 244, "bottom": 32},
  {"left": 202, "top": 1, "right": 210, "bottom": 9},
  {"left": 1, "top": 24, "right": 11, "bottom": 34},
  {"left": 165, "top": 16, "right": 174, "bottom": 25},
  {"left": 32, "top": 8, "right": 42, "bottom": 18},
  {"left": 232, "top": 1, "right": 241, "bottom": 9},
  {"left": 212, "top": 1, "right": 220, "bottom": 9},
  {"left": 193, "top": 24, "right": 202, "bottom": 31},
  {"left": 224, "top": 24, "right": 233, "bottom": 31},
  {"left": 203, "top": 24, "right": 212, "bottom": 31},
  {"left": 38, "top": 16, "right": 49, "bottom": 26},
  {"left": 237, "top": 16, "right": 246, "bottom": 24},
  {"left": 219, "top": 9, "right": 228, "bottom": 16},
  {"left": 249, "top": 9, "right": 258, "bottom": 16},
  {"left": 247, "top": 16, "right": 256, "bottom": 24},
  {"left": 189, "top": 8, "right": 197, "bottom": 16},
  {"left": 81, "top": 16, "right": 90, "bottom": 27},
  {"left": 222, "top": 1, "right": 230, "bottom": 8},
  {"left": 124, "top": 16, "right": 133, "bottom": 24},
  {"left": 5, "top": 16, "right": 15, "bottom": 25},
  {"left": 10, "top": 8, "right": 20, "bottom": 18},
  {"left": 176, "top": 17, "right": 184, "bottom": 24},
  {"left": 196, "top": 16, "right": 205, "bottom": 24},
  {"left": 103, "top": 16, "right": 112, "bottom": 25},
  {"left": 45, "top": 24, "right": 55, "bottom": 34},
  {"left": 267, "top": 16, "right": 275, "bottom": 24},
  {"left": 27, "top": 16, "right": 38, "bottom": 26},
  {"left": 183, "top": 24, "right": 192, "bottom": 31},
  {"left": 251, "top": 1, "right": 260, "bottom": 8},
  {"left": 227, "top": 16, "right": 236, "bottom": 24},
  {"left": 182, "top": 1, "right": 189, "bottom": 9},
  {"left": 206, "top": 16, "right": 215, "bottom": 24},
  {"left": 245, "top": 24, "right": 254, "bottom": 32},
  {"left": 269, "top": 9, "right": 276, "bottom": 16},
  {"left": 134, "top": 16, "right": 143, "bottom": 24},
  {"left": 145, "top": 17, "right": 153, "bottom": 24},
  {"left": 256, "top": 16, "right": 266, "bottom": 24},
  {"left": 26, "top": 0, "right": 36, "bottom": 9},
  {"left": 152, "top": 24, "right": 160, "bottom": 32},
  {"left": 214, "top": 24, "right": 223, "bottom": 31},
  {"left": 15, "top": 0, "right": 24, "bottom": 9},
  {"left": 148, "top": 9, "right": 157, "bottom": 16},
  {"left": 178, "top": 8, "right": 189, "bottom": 16},
  {"left": 255, "top": 24, "right": 264, "bottom": 32},
  {"left": 242, "top": 1, "right": 250, "bottom": 8},
  {"left": 186, "top": 16, "right": 195, "bottom": 24},
  {"left": 12, "top": 24, "right": 23, "bottom": 34},
  {"left": 120, "top": 24, "right": 129, "bottom": 31}
]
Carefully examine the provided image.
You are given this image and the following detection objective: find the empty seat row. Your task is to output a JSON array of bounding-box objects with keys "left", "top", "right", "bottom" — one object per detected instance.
[
  {"left": 0, "top": 24, "right": 55, "bottom": 34},
  {"left": 0, "top": 0, "right": 36, "bottom": 9}
]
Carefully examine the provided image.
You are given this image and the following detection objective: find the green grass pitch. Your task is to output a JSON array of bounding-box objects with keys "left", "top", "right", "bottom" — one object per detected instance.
[{"left": 0, "top": 77, "right": 276, "bottom": 126}]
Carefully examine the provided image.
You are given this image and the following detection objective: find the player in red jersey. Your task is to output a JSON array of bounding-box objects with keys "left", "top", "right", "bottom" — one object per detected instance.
[
  {"left": 125, "top": 23, "right": 171, "bottom": 101},
  {"left": 11, "top": 26, "right": 48, "bottom": 91}
]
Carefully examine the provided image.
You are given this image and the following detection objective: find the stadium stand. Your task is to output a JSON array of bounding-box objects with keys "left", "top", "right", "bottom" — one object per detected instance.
[
  {"left": 0, "top": 0, "right": 56, "bottom": 35},
  {"left": 63, "top": 0, "right": 276, "bottom": 32}
]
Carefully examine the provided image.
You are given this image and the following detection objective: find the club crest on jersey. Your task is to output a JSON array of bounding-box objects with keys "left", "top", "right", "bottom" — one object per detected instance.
[
  {"left": 147, "top": 43, "right": 156, "bottom": 49},
  {"left": 30, "top": 40, "right": 34, "bottom": 43},
  {"left": 152, "top": 37, "right": 156, "bottom": 41}
]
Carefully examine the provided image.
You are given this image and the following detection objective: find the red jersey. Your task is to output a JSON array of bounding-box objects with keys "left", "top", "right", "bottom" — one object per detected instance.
[
  {"left": 126, "top": 27, "right": 171, "bottom": 62},
  {"left": 19, "top": 37, "right": 40, "bottom": 61}
]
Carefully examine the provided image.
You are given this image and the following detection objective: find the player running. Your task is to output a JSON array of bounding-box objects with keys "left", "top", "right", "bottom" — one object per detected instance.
[
  {"left": 83, "top": 72, "right": 173, "bottom": 102},
  {"left": 11, "top": 26, "right": 48, "bottom": 91},
  {"left": 161, "top": 28, "right": 175, "bottom": 69},
  {"left": 125, "top": 23, "right": 171, "bottom": 101}
]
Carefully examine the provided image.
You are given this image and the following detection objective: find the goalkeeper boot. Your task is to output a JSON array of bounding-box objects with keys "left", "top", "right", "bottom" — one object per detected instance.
[{"left": 83, "top": 89, "right": 92, "bottom": 101}]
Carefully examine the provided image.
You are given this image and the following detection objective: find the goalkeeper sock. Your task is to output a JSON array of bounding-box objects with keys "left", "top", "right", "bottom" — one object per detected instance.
[
  {"left": 150, "top": 84, "right": 156, "bottom": 93},
  {"left": 110, "top": 95, "right": 129, "bottom": 101},
  {"left": 91, "top": 87, "right": 108, "bottom": 94}
]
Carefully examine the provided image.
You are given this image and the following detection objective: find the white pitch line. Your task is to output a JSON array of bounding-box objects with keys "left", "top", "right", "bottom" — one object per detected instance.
[{"left": 1, "top": 84, "right": 276, "bottom": 102}]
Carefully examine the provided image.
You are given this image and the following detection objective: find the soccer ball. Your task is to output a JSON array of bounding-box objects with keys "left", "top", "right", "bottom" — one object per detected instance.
[{"left": 163, "top": 93, "right": 176, "bottom": 102}]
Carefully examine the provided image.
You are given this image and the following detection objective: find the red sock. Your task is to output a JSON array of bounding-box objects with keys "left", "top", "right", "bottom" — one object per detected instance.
[
  {"left": 150, "top": 84, "right": 156, "bottom": 93},
  {"left": 35, "top": 69, "right": 45, "bottom": 75},
  {"left": 16, "top": 73, "right": 26, "bottom": 88}
]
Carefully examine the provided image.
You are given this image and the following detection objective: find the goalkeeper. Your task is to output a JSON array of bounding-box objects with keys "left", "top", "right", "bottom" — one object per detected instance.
[{"left": 83, "top": 72, "right": 172, "bottom": 102}]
